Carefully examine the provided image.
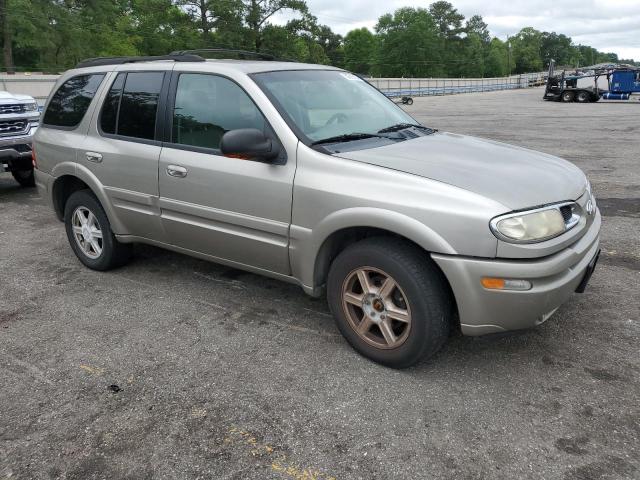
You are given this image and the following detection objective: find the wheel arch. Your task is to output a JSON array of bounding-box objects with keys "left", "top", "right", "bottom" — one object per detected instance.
[
  {"left": 292, "top": 207, "right": 457, "bottom": 292},
  {"left": 51, "top": 164, "right": 125, "bottom": 233},
  {"left": 309, "top": 224, "right": 460, "bottom": 332}
]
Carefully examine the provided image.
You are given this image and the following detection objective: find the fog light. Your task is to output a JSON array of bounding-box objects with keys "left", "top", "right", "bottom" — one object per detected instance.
[{"left": 481, "top": 277, "right": 532, "bottom": 291}]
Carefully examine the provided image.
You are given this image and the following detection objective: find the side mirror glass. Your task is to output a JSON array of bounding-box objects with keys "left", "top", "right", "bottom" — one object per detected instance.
[{"left": 220, "top": 128, "right": 280, "bottom": 162}]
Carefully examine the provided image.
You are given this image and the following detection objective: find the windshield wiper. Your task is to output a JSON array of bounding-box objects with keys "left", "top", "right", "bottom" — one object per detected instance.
[
  {"left": 310, "top": 132, "right": 387, "bottom": 146},
  {"left": 378, "top": 123, "right": 436, "bottom": 134}
]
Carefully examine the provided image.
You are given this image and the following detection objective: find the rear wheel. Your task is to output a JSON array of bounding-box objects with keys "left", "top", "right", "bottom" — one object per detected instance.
[
  {"left": 327, "top": 237, "right": 451, "bottom": 368},
  {"left": 11, "top": 169, "right": 35, "bottom": 187},
  {"left": 64, "top": 189, "right": 132, "bottom": 271},
  {"left": 576, "top": 91, "right": 591, "bottom": 103},
  {"left": 561, "top": 91, "right": 575, "bottom": 102}
]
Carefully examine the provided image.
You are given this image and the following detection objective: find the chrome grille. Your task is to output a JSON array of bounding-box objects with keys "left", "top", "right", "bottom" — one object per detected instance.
[
  {"left": 0, "top": 119, "right": 28, "bottom": 135},
  {"left": 0, "top": 104, "right": 26, "bottom": 114}
]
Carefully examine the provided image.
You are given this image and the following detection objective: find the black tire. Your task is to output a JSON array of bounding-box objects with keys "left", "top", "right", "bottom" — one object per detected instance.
[
  {"left": 63, "top": 189, "right": 132, "bottom": 271},
  {"left": 11, "top": 169, "right": 35, "bottom": 187},
  {"left": 406, "top": 97, "right": 414, "bottom": 105},
  {"left": 327, "top": 237, "right": 452, "bottom": 368},
  {"left": 561, "top": 91, "right": 574, "bottom": 102},
  {"left": 576, "top": 91, "right": 590, "bottom": 103}
]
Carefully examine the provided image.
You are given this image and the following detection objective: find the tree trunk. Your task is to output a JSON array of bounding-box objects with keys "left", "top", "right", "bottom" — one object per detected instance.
[
  {"left": 200, "top": 0, "right": 209, "bottom": 39},
  {"left": 0, "top": 0, "right": 15, "bottom": 73}
]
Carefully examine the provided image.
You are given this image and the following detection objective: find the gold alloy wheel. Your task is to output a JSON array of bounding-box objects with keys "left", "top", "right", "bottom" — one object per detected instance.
[{"left": 341, "top": 267, "right": 412, "bottom": 349}]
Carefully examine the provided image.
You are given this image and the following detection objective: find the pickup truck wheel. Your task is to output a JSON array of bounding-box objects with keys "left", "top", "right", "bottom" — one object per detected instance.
[
  {"left": 11, "top": 169, "right": 35, "bottom": 187},
  {"left": 64, "top": 190, "right": 132, "bottom": 271},
  {"left": 327, "top": 237, "right": 451, "bottom": 368}
]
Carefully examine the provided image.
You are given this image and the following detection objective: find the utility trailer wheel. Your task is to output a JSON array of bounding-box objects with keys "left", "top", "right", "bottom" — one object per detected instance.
[
  {"left": 401, "top": 96, "right": 413, "bottom": 105},
  {"left": 576, "top": 91, "right": 591, "bottom": 103},
  {"left": 561, "top": 91, "right": 575, "bottom": 102}
]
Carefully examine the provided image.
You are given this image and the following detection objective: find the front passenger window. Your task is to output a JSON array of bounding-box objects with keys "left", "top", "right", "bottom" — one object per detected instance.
[{"left": 172, "top": 74, "right": 266, "bottom": 151}]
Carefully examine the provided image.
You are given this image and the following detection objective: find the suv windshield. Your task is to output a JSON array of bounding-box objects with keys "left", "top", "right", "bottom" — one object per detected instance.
[{"left": 252, "top": 70, "right": 421, "bottom": 145}]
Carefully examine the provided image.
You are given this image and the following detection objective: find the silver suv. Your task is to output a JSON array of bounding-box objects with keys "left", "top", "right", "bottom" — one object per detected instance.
[{"left": 34, "top": 53, "right": 601, "bottom": 367}]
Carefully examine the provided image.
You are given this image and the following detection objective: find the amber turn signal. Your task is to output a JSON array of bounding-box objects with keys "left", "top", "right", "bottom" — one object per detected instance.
[{"left": 481, "top": 277, "right": 532, "bottom": 291}]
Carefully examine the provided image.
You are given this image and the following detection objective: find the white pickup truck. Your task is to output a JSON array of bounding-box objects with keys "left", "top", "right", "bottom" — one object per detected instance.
[{"left": 0, "top": 90, "right": 40, "bottom": 186}]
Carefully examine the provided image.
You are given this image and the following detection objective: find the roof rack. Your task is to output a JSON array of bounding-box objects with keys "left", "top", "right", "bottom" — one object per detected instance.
[
  {"left": 75, "top": 54, "right": 206, "bottom": 69},
  {"left": 170, "top": 49, "right": 282, "bottom": 61}
]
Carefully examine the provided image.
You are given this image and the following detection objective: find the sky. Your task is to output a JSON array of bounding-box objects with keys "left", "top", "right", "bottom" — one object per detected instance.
[{"left": 272, "top": 0, "right": 640, "bottom": 61}]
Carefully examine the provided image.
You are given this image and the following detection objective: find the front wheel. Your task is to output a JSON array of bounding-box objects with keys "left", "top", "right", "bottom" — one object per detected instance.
[
  {"left": 327, "top": 237, "right": 452, "bottom": 368},
  {"left": 11, "top": 169, "right": 35, "bottom": 187},
  {"left": 64, "top": 190, "right": 132, "bottom": 271}
]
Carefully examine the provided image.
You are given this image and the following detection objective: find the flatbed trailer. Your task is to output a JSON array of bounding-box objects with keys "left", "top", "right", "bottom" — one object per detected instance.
[{"left": 544, "top": 60, "right": 640, "bottom": 103}]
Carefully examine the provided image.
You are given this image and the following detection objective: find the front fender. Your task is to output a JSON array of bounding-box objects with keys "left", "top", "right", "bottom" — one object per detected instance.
[{"left": 289, "top": 207, "right": 457, "bottom": 292}]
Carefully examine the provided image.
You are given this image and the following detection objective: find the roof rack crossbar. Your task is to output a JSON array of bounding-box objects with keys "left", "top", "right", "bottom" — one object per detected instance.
[
  {"left": 170, "top": 49, "right": 281, "bottom": 61},
  {"left": 75, "top": 54, "right": 205, "bottom": 69}
]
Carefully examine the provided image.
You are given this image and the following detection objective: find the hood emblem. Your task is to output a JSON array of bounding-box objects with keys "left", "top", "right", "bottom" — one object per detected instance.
[{"left": 586, "top": 199, "right": 594, "bottom": 215}]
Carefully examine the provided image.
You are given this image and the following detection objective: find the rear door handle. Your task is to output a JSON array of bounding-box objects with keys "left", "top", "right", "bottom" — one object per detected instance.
[
  {"left": 86, "top": 152, "right": 103, "bottom": 163},
  {"left": 167, "top": 165, "right": 188, "bottom": 178}
]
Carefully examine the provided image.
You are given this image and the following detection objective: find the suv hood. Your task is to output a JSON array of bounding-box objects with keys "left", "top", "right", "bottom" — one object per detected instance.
[
  {"left": 336, "top": 132, "right": 587, "bottom": 210},
  {"left": 0, "top": 90, "right": 35, "bottom": 103}
]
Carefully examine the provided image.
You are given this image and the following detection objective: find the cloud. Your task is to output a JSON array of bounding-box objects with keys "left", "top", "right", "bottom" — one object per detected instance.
[{"left": 272, "top": 0, "right": 640, "bottom": 60}]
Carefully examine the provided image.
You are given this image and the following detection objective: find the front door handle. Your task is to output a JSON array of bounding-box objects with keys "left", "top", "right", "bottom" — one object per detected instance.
[
  {"left": 167, "top": 165, "right": 188, "bottom": 178},
  {"left": 86, "top": 152, "right": 103, "bottom": 163}
]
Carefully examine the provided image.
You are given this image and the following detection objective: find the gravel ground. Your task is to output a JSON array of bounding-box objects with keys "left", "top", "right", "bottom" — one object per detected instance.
[{"left": 1, "top": 87, "right": 638, "bottom": 480}]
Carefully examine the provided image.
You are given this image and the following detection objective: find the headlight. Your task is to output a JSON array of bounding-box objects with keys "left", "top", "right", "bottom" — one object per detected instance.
[
  {"left": 490, "top": 203, "right": 578, "bottom": 243},
  {"left": 24, "top": 102, "right": 38, "bottom": 111}
]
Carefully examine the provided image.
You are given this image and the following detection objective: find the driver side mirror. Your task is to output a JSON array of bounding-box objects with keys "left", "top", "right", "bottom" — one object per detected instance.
[{"left": 220, "top": 128, "right": 280, "bottom": 162}]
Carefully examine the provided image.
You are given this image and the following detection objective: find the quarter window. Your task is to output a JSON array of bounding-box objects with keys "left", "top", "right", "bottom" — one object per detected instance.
[
  {"left": 100, "top": 73, "right": 125, "bottom": 135},
  {"left": 43, "top": 74, "right": 105, "bottom": 128},
  {"left": 99, "top": 72, "right": 164, "bottom": 141},
  {"left": 171, "top": 74, "right": 266, "bottom": 150}
]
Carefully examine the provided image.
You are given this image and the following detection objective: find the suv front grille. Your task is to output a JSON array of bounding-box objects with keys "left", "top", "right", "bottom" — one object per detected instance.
[
  {"left": 0, "top": 104, "right": 26, "bottom": 114},
  {"left": 0, "top": 119, "right": 28, "bottom": 135}
]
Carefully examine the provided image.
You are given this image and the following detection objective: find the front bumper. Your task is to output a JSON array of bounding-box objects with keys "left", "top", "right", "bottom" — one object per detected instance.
[
  {"left": 0, "top": 125, "right": 37, "bottom": 172},
  {"left": 432, "top": 209, "right": 601, "bottom": 335}
]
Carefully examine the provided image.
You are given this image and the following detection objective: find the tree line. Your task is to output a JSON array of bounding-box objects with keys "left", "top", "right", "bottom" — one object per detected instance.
[{"left": 0, "top": 0, "right": 635, "bottom": 76}]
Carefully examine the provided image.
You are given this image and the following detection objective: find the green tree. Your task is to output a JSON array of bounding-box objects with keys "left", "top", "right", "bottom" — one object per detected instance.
[
  {"left": 343, "top": 27, "right": 375, "bottom": 74},
  {"left": 484, "top": 38, "right": 508, "bottom": 77},
  {"left": 374, "top": 7, "right": 443, "bottom": 77},
  {"left": 509, "top": 27, "right": 543, "bottom": 73},
  {"left": 243, "top": 0, "right": 308, "bottom": 51},
  {"left": 465, "top": 14, "right": 489, "bottom": 44}
]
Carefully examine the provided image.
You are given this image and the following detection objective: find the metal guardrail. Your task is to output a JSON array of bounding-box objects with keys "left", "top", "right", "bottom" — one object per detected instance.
[{"left": 368, "top": 73, "right": 546, "bottom": 98}]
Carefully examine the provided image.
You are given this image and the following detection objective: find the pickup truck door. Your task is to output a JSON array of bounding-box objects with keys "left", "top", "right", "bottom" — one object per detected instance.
[{"left": 158, "top": 72, "right": 295, "bottom": 274}]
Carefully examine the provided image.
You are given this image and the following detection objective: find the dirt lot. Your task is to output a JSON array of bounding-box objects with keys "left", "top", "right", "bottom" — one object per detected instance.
[{"left": 1, "top": 87, "right": 638, "bottom": 480}]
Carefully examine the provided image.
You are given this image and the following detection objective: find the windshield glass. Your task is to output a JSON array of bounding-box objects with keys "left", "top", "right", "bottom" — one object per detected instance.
[{"left": 251, "top": 70, "right": 419, "bottom": 144}]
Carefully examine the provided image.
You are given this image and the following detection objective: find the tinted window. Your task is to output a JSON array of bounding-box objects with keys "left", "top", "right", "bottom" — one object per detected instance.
[
  {"left": 116, "top": 72, "right": 164, "bottom": 140},
  {"left": 43, "top": 74, "right": 105, "bottom": 127},
  {"left": 172, "top": 74, "right": 265, "bottom": 150},
  {"left": 100, "top": 73, "right": 125, "bottom": 135}
]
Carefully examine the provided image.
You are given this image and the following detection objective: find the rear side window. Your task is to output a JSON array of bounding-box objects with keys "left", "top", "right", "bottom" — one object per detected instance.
[
  {"left": 43, "top": 74, "right": 105, "bottom": 128},
  {"left": 99, "top": 72, "right": 164, "bottom": 141}
]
